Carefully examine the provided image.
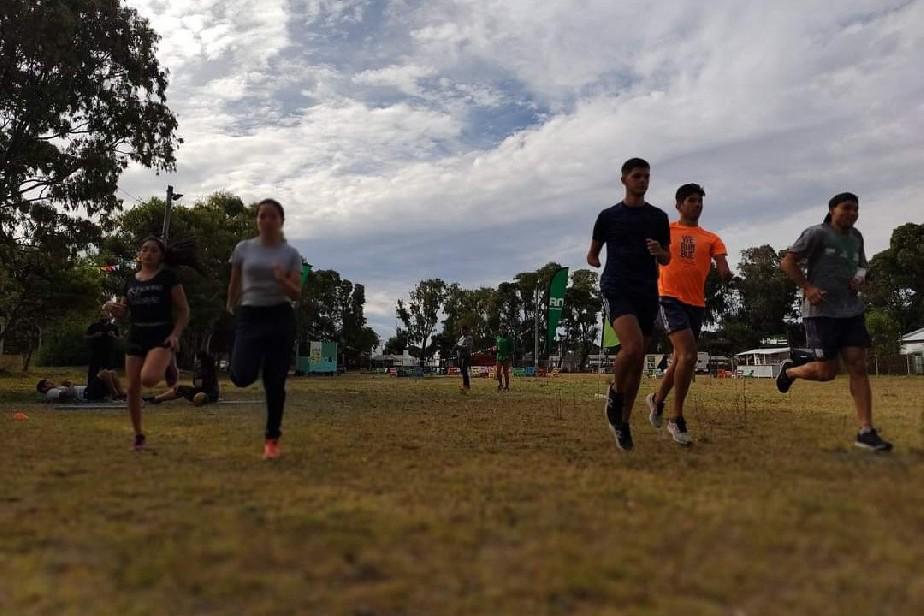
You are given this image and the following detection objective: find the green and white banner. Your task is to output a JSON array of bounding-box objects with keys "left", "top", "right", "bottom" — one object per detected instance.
[{"left": 546, "top": 267, "right": 569, "bottom": 347}]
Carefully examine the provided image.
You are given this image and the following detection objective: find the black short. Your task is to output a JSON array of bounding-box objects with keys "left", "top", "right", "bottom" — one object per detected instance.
[
  {"left": 126, "top": 324, "right": 172, "bottom": 357},
  {"left": 804, "top": 314, "right": 871, "bottom": 360},
  {"left": 658, "top": 297, "right": 705, "bottom": 339},
  {"left": 602, "top": 285, "right": 659, "bottom": 337}
]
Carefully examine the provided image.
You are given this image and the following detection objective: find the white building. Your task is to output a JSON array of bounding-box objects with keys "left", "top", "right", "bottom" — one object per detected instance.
[
  {"left": 900, "top": 327, "right": 924, "bottom": 355},
  {"left": 734, "top": 348, "right": 790, "bottom": 378}
]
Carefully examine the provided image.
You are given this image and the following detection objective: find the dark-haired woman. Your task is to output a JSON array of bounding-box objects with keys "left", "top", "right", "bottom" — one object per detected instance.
[
  {"left": 105, "top": 237, "right": 191, "bottom": 451},
  {"left": 226, "top": 199, "right": 302, "bottom": 460}
]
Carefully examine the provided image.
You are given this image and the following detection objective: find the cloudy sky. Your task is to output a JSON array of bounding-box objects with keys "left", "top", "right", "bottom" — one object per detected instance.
[{"left": 121, "top": 0, "right": 924, "bottom": 339}]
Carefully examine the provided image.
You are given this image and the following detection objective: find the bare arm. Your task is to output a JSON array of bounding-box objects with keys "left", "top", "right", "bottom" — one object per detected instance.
[
  {"left": 226, "top": 263, "right": 242, "bottom": 313},
  {"left": 714, "top": 255, "right": 733, "bottom": 281},
  {"left": 586, "top": 240, "right": 602, "bottom": 268},
  {"left": 646, "top": 239, "right": 670, "bottom": 265},
  {"left": 103, "top": 298, "right": 127, "bottom": 320},
  {"left": 781, "top": 252, "right": 825, "bottom": 305},
  {"left": 274, "top": 266, "right": 302, "bottom": 301}
]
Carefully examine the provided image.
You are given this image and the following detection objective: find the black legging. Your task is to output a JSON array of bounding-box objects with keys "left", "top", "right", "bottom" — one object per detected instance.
[
  {"left": 459, "top": 355, "right": 471, "bottom": 388},
  {"left": 230, "top": 303, "right": 295, "bottom": 439}
]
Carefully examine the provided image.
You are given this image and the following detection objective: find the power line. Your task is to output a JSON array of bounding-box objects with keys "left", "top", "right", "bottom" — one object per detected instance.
[{"left": 117, "top": 188, "right": 143, "bottom": 203}]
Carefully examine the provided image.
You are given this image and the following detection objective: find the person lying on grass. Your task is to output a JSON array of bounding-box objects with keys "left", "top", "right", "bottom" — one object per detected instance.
[
  {"left": 36, "top": 369, "right": 126, "bottom": 403},
  {"left": 144, "top": 351, "right": 220, "bottom": 407}
]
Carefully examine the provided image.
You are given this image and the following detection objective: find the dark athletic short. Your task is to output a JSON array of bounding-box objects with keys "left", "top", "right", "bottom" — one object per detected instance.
[
  {"left": 804, "top": 314, "right": 871, "bottom": 360},
  {"left": 658, "top": 297, "right": 705, "bottom": 339},
  {"left": 126, "top": 323, "right": 172, "bottom": 357},
  {"left": 602, "top": 284, "right": 659, "bottom": 337}
]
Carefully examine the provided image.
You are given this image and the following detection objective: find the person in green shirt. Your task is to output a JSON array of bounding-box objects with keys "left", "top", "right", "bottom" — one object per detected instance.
[{"left": 495, "top": 326, "right": 513, "bottom": 391}]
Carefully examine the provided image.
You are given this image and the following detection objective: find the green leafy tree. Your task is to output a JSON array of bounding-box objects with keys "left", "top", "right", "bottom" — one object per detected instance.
[
  {"left": 396, "top": 279, "right": 447, "bottom": 366},
  {"left": 1, "top": 0, "right": 179, "bottom": 241},
  {"left": 560, "top": 269, "right": 602, "bottom": 371}
]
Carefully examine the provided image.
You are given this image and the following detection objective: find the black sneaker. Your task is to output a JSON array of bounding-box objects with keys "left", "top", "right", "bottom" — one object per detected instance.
[
  {"left": 133, "top": 433, "right": 146, "bottom": 452},
  {"left": 855, "top": 428, "right": 893, "bottom": 452},
  {"left": 613, "top": 421, "right": 633, "bottom": 451},
  {"left": 603, "top": 387, "right": 623, "bottom": 428},
  {"left": 776, "top": 360, "right": 794, "bottom": 393}
]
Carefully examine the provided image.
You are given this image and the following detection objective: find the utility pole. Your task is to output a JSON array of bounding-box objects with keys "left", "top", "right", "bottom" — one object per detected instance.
[
  {"left": 162, "top": 185, "right": 183, "bottom": 239},
  {"left": 534, "top": 283, "right": 540, "bottom": 369}
]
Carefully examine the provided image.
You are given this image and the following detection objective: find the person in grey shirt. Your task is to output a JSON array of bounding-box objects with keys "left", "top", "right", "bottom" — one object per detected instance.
[
  {"left": 226, "top": 198, "right": 303, "bottom": 460},
  {"left": 777, "top": 192, "right": 891, "bottom": 452}
]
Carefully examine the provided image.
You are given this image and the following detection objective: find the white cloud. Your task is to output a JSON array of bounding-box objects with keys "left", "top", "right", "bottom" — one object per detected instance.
[{"left": 120, "top": 0, "right": 924, "bottom": 339}]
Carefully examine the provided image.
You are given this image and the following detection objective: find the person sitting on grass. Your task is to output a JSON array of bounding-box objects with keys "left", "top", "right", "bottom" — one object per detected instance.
[
  {"left": 145, "top": 351, "right": 220, "bottom": 406},
  {"left": 36, "top": 369, "right": 126, "bottom": 403}
]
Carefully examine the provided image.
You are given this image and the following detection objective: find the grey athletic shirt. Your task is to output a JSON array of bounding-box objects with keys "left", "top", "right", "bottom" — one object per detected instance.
[
  {"left": 230, "top": 238, "right": 302, "bottom": 307},
  {"left": 788, "top": 223, "right": 867, "bottom": 318}
]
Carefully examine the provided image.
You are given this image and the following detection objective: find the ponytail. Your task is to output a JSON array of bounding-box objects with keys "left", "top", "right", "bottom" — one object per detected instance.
[
  {"left": 141, "top": 235, "right": 203, "bottom": 274},
  {"left": 823, "top": 213, "right": 832, "bottom": 224}
]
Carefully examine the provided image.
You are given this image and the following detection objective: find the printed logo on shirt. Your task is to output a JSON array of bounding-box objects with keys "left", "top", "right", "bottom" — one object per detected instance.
[{"left": 680, "top": 235, "right": 696, "bottom": 260}]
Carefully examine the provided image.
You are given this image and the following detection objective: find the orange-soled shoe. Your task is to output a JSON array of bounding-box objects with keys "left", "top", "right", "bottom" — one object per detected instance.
[{"left": 263, "top": 438, "right": 281, "bottom": 460}]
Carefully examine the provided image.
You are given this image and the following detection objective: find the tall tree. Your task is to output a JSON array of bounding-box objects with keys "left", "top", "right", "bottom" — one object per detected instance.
[
  {"left": 865, "top": 223, "right": 924, "bottom": 334},
  {"left": 396, "top": 279, "right": 446, "bottom": 366},
  {"left": 730, "top": 245, "right": 798, "bottom": 345},
  {"left": 560, "top": 269, "right": 602, "bottom": 371},
  {"left": 1, "top": 0, "right": 179, "bottom": 242}
]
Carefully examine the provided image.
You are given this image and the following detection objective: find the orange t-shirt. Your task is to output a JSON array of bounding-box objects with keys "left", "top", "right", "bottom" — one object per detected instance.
[{"left": 658, "top": 222, "right": 727, "bottom": 307}]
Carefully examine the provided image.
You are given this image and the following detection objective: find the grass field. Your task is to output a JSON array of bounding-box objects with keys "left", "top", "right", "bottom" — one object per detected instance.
[{"left": 2, "top": 369, "right": 924, "bottom": 615}]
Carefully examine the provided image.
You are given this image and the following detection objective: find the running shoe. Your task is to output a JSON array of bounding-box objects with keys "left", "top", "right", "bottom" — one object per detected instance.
[
  {"left": 646, "top": 392, "right": 664, "bottom": 429},
  {"left": 667, "top": 416, "right": 692, "bottom": 446},
  {"left": 263, "top": 438, "right": 281, "bottom": 460},
  {"left": 855, "top": 428, "right": 893, "bottom": 452},
  {"left": 776, "top": 360, "right": 794, "bottom": 393}
]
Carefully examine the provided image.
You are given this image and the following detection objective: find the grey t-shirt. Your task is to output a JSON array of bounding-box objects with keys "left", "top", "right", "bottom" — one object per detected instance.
[
  {"left": 788, "top": 223, "right": 867, "bottom": 318},
  {"left": 230, "top": 238, "right": 302, "bottom": 307}
]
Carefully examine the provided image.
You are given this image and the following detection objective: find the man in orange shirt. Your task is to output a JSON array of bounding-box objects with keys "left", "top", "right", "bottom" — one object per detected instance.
[{"left": 646, "top": 184, "right": 732, "bottom": 445}]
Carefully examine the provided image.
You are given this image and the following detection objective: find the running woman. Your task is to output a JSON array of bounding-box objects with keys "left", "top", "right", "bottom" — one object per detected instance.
[
  {"left": 777, "top": 192, "right": 892, "bottom": 451},
  {"left": 645, "top": 184, "right": 732, "bottom": 445},
  {"left": 226, "top": 199, "right": 302, "bottom": 460},
  {"left": 104, "top": 237, "right": 191, "bottom": 450},
  {"left": 495, "top": 325, "right": 513, "bottom": 391},
  {"left": 587, "top": 157, "right": 670, "bottom": 451}
]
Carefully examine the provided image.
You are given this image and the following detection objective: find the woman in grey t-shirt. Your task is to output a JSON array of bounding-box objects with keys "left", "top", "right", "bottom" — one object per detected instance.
[{"left": 226, "top": 199, "right": 303, "bottom": 460}]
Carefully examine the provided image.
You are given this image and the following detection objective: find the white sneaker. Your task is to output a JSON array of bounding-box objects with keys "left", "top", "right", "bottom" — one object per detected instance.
[
  {"left": 646, "top": 393, "right": 664, "bottom": 429},
  {"left": 667, "top": 417, "right": 692, "bottom": 446}
]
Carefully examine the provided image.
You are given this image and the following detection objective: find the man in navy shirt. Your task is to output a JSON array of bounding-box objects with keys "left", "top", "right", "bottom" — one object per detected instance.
[{"left": 587, "top": 158, "right": 670, "bottom": 450}]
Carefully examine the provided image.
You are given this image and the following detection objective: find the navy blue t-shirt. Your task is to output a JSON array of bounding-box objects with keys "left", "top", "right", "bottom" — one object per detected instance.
[{"left": 592, "top": 202, "right": 670, "bottom": 291}]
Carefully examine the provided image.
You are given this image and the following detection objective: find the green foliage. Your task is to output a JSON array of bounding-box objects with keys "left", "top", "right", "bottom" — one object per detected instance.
[
  {"left": 396, "top": 279, "right": 447, "bottom": 364},
  {"left": 1, "top": 0, "right": 179, "bottom": 241},
  {"left": 865, "top": 308, "right": 902, "bottom": 358}
]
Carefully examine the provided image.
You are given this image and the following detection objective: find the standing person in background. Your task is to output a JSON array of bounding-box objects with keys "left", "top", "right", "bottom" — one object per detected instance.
[
  {"left": 646, "top": 183, "right": 732, "bottom": 446},
  {"left": 457, "top": 325, "right": 473, "bottom": 393},
  {"left": 777, "top": 192, "right": 892, "bottom": 452},
  {"left": 586, "top": 157, "right": 671, "bottom": 451},
  {"left": 495, "top": 325, "right": 513, "bottom": 391},
  {"left": 104, "top": 236, "right": 193, "bottom": 451},
  {"left": 226, "top": 199, "right": 302, "bottom": 460},
  {"left": 86, "top": 311, "right": 120, "bottom": 380}
]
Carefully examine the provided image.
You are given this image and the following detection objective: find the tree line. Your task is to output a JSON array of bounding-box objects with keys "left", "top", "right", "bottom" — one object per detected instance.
[
  {"left": 386, "top": 223, "right": 924, "bottom": 369},
  {"left": 0, "top": 193, "right": 380, "bottom": 370}
]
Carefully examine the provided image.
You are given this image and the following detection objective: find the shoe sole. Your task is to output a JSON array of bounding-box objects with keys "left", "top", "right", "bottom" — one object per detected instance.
[
  {"left": 854, "top": 442, "right": 892, "bottom": 452},
  {"left": 646, "top": 394, "right": 663, "bottom": 429},
  {"left": 669, "top": 432, "right": 692, "bottom": 446}
]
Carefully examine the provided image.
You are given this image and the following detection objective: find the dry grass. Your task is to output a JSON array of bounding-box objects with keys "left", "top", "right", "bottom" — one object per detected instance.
[{"left": 2, "top": 369, "right": 924, "bottom": 615}]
